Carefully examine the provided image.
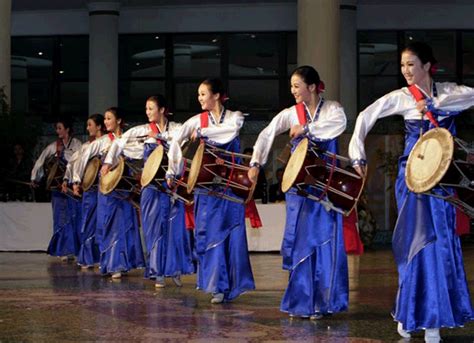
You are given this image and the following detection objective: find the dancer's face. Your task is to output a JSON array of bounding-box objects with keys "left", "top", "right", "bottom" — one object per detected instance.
[
  {"left": 401, "top": 51, "right": 431, "bottom": 86},
  {"left": 104, "top": 111, "right": 121, "bottom": 132},
  {"left": 86, "top": 119, "right": 101, "bottom": 137},
  {"left": 290, "top": 74, "right": 315, "bottom": 104},
  {"left": 198, "top": 83, "right": 219, "bottom": 111},
  {"left": 56, "top": 122, "right": 69, "bottom": 139},
  {"left": 145, "top": 100, "right": 165, "bottom": 123}
]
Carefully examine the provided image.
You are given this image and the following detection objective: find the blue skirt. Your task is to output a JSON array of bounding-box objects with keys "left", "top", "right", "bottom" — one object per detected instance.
[
  {"left": 194, "top": 189, "right": 255, "bottom": 301},
  {"left": 140, "top": 185, "right": 194, "bottom": 278},
  {"left": 76, "top": 190, "right": 100, "bottom": 266},
  {"left": 96, "top": 191, "right": 145, "bottom": 274},
  {"left": 47, "top": 190, "right": 80, "bottom": 257},
  {"left": 393, "top": 190, "right": 474, "bottom": 331},
  {"left": 280, "top": 190, "right": 348, "bottom": 316}
]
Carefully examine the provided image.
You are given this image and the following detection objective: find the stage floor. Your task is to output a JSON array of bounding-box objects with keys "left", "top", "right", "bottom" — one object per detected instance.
[{"left": 1, "top": 248, "right": 473, "bottom": 342}]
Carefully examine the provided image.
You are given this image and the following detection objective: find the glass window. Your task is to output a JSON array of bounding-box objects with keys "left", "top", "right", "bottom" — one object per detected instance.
[
  {"left": 174, "top": 82, "right": 201, "bottom": 112},
  {"left": 228, "top": 80, "right": 279, "bottom": 113},
  {"left": 405, "top": 31, "right": 456, "bottom": 76},
  {"left": 59, "top": 82, "right": 88, "bottom": 118},
  {"left": 228, "top": 33, "right": 279, "bottom": 77},
  {"left": 119, "top": 80, "right": 165, "bottom": 118},
  {"left": 462, "top": 32, "right": 474, "bottom": 77},
  {"left": 287, "top": 33, "right": 297, "bottom": 76},
  {"left": 119, "top": 35, "right": 166, "bottom": 79},
  {"left": 359, "top": 31, "right": 398, "bottom": 76},
  {"left": 58, "top": 36, "right": 88, "bottom": 80},
  {"left": 11, "top": 37, "right": 54, "bottom": 80},
  {"left": 464, "top": 78, "right": 474, "bottom": 87},
  {"left": 173, "top": 35, "right": 221, "bottom": 78},
  {"left": 359, "top": 76, "right": 398, "bottom": 111}
]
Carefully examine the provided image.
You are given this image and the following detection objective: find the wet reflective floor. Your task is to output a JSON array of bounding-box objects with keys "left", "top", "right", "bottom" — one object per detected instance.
[{"left": 1, "top": 247, "right": 473, "bottom": 342}]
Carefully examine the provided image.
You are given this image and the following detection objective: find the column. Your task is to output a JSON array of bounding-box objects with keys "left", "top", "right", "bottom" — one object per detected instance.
[
  {"left": 0, "top": 0, "right": 12, "bottom": 114},
  {"left": 340, "top": 0, "right": 357, "bottom": 128},
  {"left": 88, "top": 1, "right": 120, "bottom": 114},
  {"left": 297, "top": 0, "right": 340, "bottom": 101}
]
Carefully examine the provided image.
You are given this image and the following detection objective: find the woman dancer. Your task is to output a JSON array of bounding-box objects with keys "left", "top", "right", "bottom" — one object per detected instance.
[
  {"left": 105, "top": 95, "right": 194, "bottom": 287},
  {"left": 349, "top": 42, "right": 474, "bottom": 342},
  {"left": 248, "top": 65, "right": 348, "bottom": 319},
  {"left": 75, "top": 108, "right": 145, "bottom": 278},
  {"left": 167, "top": 78, "right": 255, "bottom": 303},
  {"left": 31, "top": 118, "right": 82, "bottom": 260}
]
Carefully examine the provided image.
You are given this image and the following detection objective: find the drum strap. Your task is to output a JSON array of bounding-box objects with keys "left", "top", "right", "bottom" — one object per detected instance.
[{"left": 407, "top": 84, "right": 439, "bottom": 127}]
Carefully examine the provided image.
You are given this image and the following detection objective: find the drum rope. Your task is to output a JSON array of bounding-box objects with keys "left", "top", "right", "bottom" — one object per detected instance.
[{"left": 316, "top": 151, "right": 337, "bottom": 202}]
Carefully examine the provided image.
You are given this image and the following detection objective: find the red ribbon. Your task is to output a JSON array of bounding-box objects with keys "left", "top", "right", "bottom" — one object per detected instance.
[
  {"left": 245, "top": 199, "right": 262, "bottom": 229},
  {"left": 407, "top": 84, "right": 439, "bottom": 127}
]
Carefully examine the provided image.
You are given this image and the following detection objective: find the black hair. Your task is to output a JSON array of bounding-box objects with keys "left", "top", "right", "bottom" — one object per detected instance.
[
  {"left": 88, "top": 113, "right": 105, "bottom": 133},
  {"left": 146, "top": 94, "right": 169, "bottom": 115},
  {"left": 402, "top": 41, "right": 437, "bottom": 66},
  {"left": 105, "top": 107, "right": 125, "bottom": 129},
  {"left": 291, "top": 65, "right": 321, "bottom": 87},
  {"left": 201, "top": 78, "right": 226, "bottom": 100},
  {"left": 56, "top": 117, "right": 73, "bottom": 133}
]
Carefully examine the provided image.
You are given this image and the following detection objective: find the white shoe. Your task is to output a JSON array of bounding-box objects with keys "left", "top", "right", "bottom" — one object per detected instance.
[
  {"left": 155, "top": 276, "right": 165, "bottom": 288},
  {"left": 210, "top": 293, "right": 224, "bottom": 304},
  {"left": 111, "top": 272, "right": 122, "bottom": 279},
  {"left": 424, "top": 328, "right": 440, "bottom": 343},
  {"left": 172, "top": 276, "right": 182, "bottom": 287},
  {"left": 309, "top": 314, "right": 323, "bottom": 320},
  {"left": 397, "top": 322, "right": 411, "bottom": 339}
]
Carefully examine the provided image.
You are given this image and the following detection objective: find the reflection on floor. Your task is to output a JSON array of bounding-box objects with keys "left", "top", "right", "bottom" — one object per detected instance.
[{"left": 0, "top": 247, "right": 473, "bottom": 342}]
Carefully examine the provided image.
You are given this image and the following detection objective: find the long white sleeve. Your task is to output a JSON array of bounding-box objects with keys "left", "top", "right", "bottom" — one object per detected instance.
[
  {"left": 167, "top": 116, "right": 200, "bottom": 177},
  {"left": 30, "top": 142, "right": 56, "bottom": 182},
  {"left": 306, "top": 101, "right": 347, "bottom": 140},
  {"left": 30, "top": 137, "right": 82, "bottom": 182},
  {"left": 103, "top": 125, "right": 149, "bottom": 166},
  {"left": 433, "top": 82, "right": 474, "bottom": 112},
  {"left": 348, "top": 89, "right": 417, "bottom": 163},
  {"left": 166, "top": 111, "right": 242, "bottom": 176},
  {"left": 251, "top": 101, "right": 347, "bottom": 167},
  {"left": 73, "top": 136, "right": 111, "bottom": 183},
  {"left": 65, "top": 142, "right": 91, "bottom": 182},
  {"left": 250, "top": 108, "right": 294, "bottom": 166},
  {"left": 200, "top": 110, "right": 244, "bottom": 144}
]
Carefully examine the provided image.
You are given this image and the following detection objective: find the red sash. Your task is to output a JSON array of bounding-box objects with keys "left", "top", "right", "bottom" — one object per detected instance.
[
  {"left": 200, "top": 111, "right": 209, "bottom": 128},
  {"left": 245, "top": 199, "right": 263, "bottom": 228},
  {"left": 295, "top": 102, "right": 306, "bottom": 125},
  {"left": 55, "top": 139, "right": 63, "bottom": 157},
  {"left": 149, "top": 122, "right": 159, "bottom": 134},
  {"left": 149, "top": 122, "right": 164, "bottom": 145},
  {"left": 407, "top": 84, "right": 439, "bottom": 127},
  {"left": 108, "top": 132, "right": 115, "bottom": 141},
  {"left": 185, "top": 203, "right": 195, "bottom": 230}
]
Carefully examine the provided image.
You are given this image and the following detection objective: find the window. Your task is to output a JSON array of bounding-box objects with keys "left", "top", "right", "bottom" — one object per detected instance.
[{"left": 11, "top": 36, "right": 88, "bottom": 121}]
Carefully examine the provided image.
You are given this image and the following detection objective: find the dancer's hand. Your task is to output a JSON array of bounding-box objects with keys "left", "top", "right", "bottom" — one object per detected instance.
[{"left": 248, "top": 167, "right": 259, "bottom": 184}]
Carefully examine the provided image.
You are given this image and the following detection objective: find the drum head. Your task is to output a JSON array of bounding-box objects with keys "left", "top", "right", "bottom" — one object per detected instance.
[
  {"left": 282, "top": 138, "right": 309, "bottom": 193},
  {"left": 99, "top": 156, "right": 125, "bottom": 195},
  {"left": 406, "top": 127, "right": 454, "bottom": 193},
  {"left": 141, "top": 145, "right": 164, "bottom": 187},
  {"left": 187, "top": 142, "right": 205, "bottom": 193},
  {"left": 82, "top": 158, "right": 101, "bottom": 191},
  {"left": 45, "top": 161, "right": 59, "bottom": 189}
]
